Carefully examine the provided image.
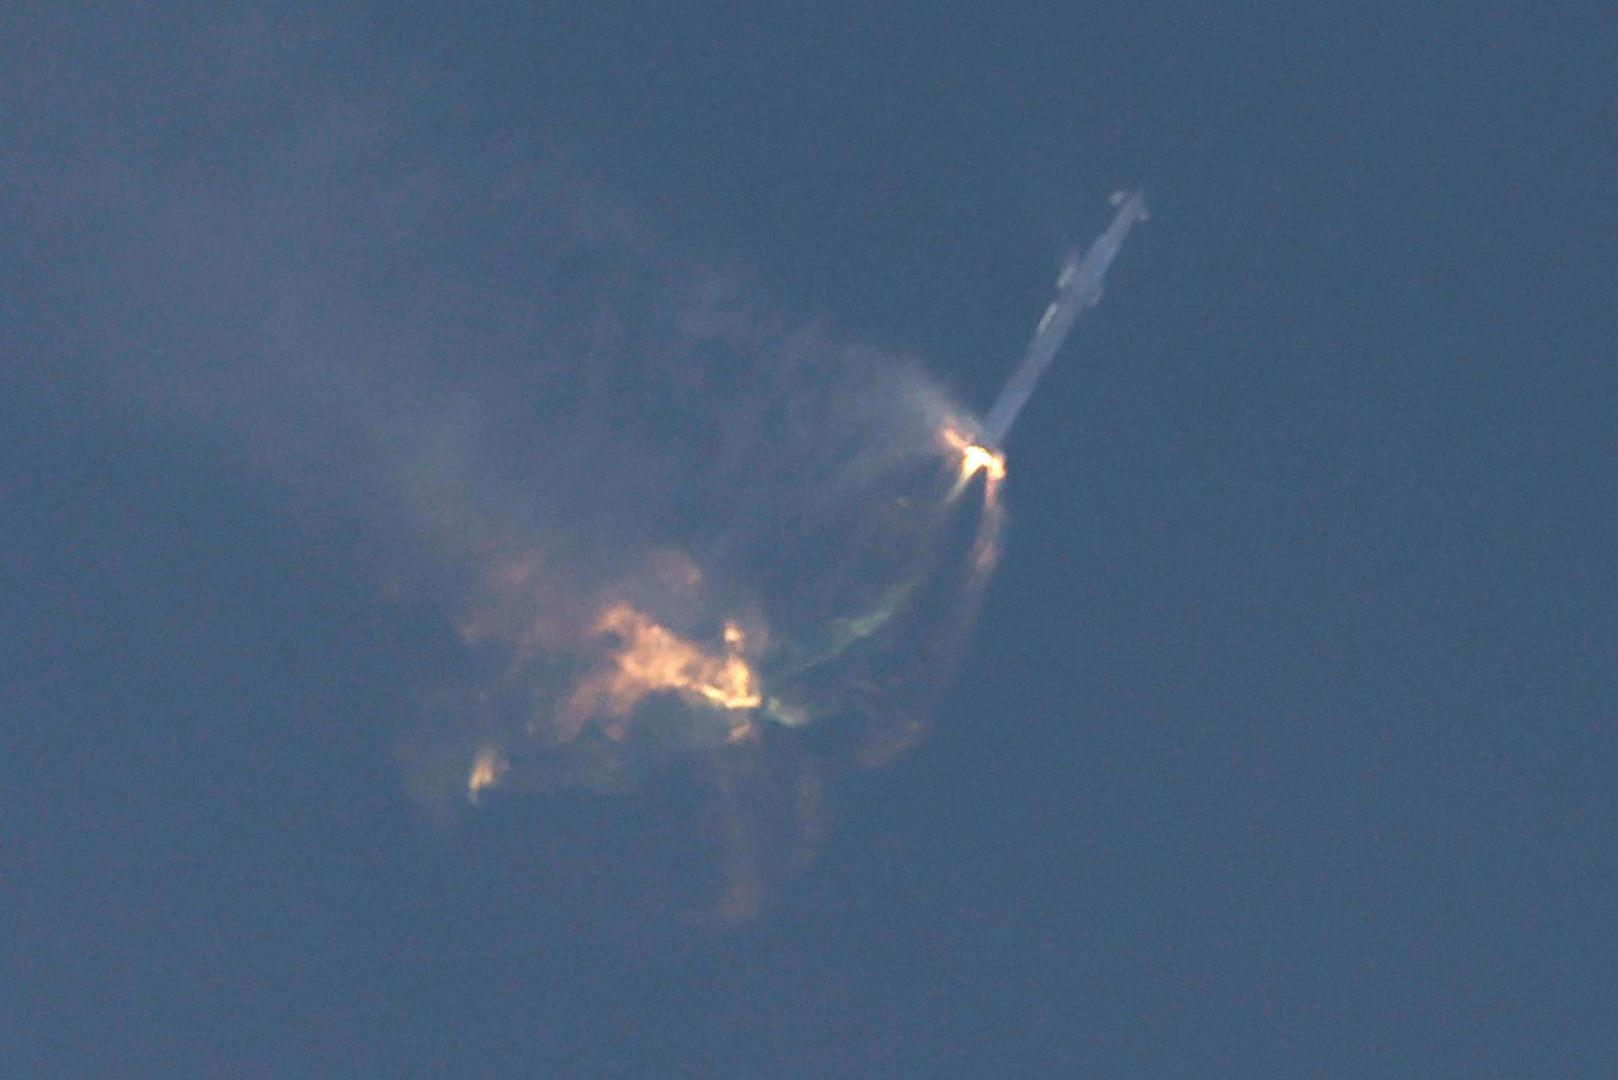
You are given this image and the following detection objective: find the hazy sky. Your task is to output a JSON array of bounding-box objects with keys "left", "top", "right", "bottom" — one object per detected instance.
[{"left": 5, "top": 5, "right": 1613, "bottom": 1076}]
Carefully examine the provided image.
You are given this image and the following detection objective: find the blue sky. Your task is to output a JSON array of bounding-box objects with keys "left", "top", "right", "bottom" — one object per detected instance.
[{"left": 4, "top": 4, "right": 1614, "bottom": 1075}]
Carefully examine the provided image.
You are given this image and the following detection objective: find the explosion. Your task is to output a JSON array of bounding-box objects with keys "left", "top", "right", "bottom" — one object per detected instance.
[
  {"left": 562, "top": 603, "right": 763, "bottom": 739},
  {"left": 418, "top": 391, "right": 1009, "bottom": 918}
]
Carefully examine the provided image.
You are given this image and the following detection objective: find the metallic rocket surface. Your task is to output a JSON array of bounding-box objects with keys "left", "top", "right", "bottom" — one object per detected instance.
[{"left": 978, "top": 191, "right": 1147, "bottom": 447}]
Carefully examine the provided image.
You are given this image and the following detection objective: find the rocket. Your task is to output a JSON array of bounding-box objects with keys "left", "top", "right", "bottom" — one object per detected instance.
[{"left": 978, "top": 190, "right": 1148, "bottom": 447}]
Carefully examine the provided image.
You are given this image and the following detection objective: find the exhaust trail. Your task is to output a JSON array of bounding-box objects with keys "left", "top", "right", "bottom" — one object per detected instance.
[{"left": 979, "top": 191, "right": 1148, "bottom": 447}]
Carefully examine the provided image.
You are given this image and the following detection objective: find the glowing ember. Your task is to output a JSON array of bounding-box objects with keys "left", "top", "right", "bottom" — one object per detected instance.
[{"left": 467, "top": 745, "right": 508, "bottom": 803}]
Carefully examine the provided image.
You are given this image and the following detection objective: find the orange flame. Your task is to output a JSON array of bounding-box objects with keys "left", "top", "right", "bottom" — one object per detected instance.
[
  {"left": 940, "top": 424, "right": 1006, "bottom": 501},
  {"left": 562, "top": 603, "right": 762, "bottom": 739}
]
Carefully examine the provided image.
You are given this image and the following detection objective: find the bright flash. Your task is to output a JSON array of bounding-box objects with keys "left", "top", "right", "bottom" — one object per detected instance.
[
  {"left": 960, "top": 443, "right": 1005, "bottom": 484},
  {"left": 941, "top": 424, "right": 1006, "bottom": 500},
  {"left": 562, "top": 603, "right": 763, "bottom": 738}
]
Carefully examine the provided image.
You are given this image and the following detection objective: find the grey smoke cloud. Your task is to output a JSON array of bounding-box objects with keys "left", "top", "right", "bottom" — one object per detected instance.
[{"left": 5, "top": 10, "right": 1003, "bottom": 919}]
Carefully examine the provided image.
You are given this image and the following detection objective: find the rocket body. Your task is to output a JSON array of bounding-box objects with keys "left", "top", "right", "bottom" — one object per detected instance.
[{"left": 978, "top": 191, "right": 1147, "bottom": 447}]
